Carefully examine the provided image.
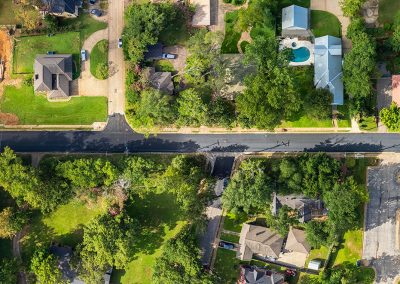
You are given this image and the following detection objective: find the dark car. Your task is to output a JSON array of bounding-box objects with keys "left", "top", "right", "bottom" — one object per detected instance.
[
  {"left": 89, "top": 0, "right": 96, "bottom": 4},
  {"left": 219, "top": 241, "right": 234, "bottom": 250},
  {"left": 47, "top": 51, "right": 55, "bottom": 55},
  {"left": 90, "top": 9, "right": 102, "bottom": 17}
]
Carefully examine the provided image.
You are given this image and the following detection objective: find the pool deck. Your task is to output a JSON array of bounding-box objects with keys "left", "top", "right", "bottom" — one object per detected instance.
[{"left": 280, "top": 38, "right": 314, "bottom": 66}]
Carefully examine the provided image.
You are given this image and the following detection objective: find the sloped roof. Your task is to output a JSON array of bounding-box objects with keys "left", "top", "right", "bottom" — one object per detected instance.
[
  {"left": 144, "top": 43, "right": 163, "bottom": 61},
  {"left": 34, "top": 54, "right": 73, "bottom": 98},
  {"left": 284, "top": 228, "right": 311, "bottom": 254},
  {"left": 271, "top": 192, "right": 324, "bottom": 223},
  {"left": 282, "top": 5, "right": 309, "bottom": 31},
  {"left": 241, "top": 266, "right": 285, "bottom": 284},
  {"left": 239, "top": 224, "right": 284, "bottom": 260},
  {"left": 41, "top": 0, "right": 77, "bottom": 14},
  {"left": 146, "top": 67, "right": 174, "bottom": 95},
  {"left": 314, "top": 35, "right": 344, "bottom": 105}
]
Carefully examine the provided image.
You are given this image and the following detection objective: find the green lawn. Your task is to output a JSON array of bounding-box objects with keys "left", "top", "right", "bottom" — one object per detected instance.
[
  {"left": 220, "top": 232, "right": 240, "bottom": 244},
  {"left": 223, "top": 212, "right": 248, "bottom": 233},
  {"left": 59, "top": 14, "right": 108, "bottom": 43},
  {"left": 278, "top": 0, "right": 310, "bottom": 9},
  {"left": 90, "top": 40, "right": 109, "bottom": 80},
  {"left": 13, "top": 32, "right": 81, "bottom": 76},
  {"left": 221, "top": 11, "right": 241, "bottom": 54},
  {"left": 305, "top": 245, "right": 329, "bottom": 268},
  {"left": 154, "top": 60, "right": 175, "bottom": 72},
  {"left": 1, "top": 85, "right": 108, "bottom": 125},
  {"left": 214, "top": 249, "right": 242, "bottom": 284},
  {"left": 337, "top": 103, "right": 352, "bottom": 128},
  {"left": 359, "top": 116, "right": 377, "bottom": 132},
  {"left": 280, "top": 114, "right": 333, "bottom": 128},
  {"left": 334, "top": 229, "right": 362, "bottom": 266},
  {"left": 311, "top": 10, "right": 341, "bottom": 38},
  {"left": 378, "top": 0, "right": 400, "bottom": 24},
  {"left": 21, "top": 199, "right": 105, "bottom": 262},
  {"left": 111, "top": 192, "right": 186, "bottom": 284},
  {"left": 0, "top": 0, "right": 17, "bottom": 25}
]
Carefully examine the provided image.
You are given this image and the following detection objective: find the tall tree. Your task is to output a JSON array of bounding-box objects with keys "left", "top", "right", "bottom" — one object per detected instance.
[
  {"left": 177, "top": 88, "right": 209, "bottom": 127},
  {"left": 123, "top": 3, "right": 165, "bottom": 62},
  {"left": 235, "top": 0, "right": 276, "bottom": 32},
  {"left": 236, "top": 34, "right": 301, "bottom": 129},
  {"left": 380, "top": 103, "right": 400, "bottom": 131},
  {"left": 339, "top": 0, "right": 365, "bottom": 17},
  {"left": 305, "top": 220, "right": 332, "bottom": 248},
  {"left": 0, "top": 207, "right": 28, "bottom": 238},
  {"left": 222, "top": 160, "right": 273, "bottom": 214},
  {"left": 153, "top": 227, "right": 214, "bottom": 284},
  {"left": 80, "top": 213, "right": 136, "bottom": 283},
  {"left": 30, "top": 249, "right": 63, "bottom": 284},
  {"left": 0, "top": 258, "right": 18, "bottom": 284}
]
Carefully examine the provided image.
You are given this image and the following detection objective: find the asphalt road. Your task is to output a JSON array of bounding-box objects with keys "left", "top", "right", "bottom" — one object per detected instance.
[
  {"left": 364, "top": 165, "right": 400, "bottom": 284},
  {"left": 1, "top": 115, "right": 400, "bottom": 153}
]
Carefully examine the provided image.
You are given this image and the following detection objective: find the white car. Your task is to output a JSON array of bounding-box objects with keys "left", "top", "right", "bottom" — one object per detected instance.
[
  {"left": 162, "top": 53, "right": 176, "bottom": 59},
  {"left": 118, "top": 38, "right": 122, "bottom": 48},
  {"left": 81, "top": 49, "right": 86, "bottom": 61}
]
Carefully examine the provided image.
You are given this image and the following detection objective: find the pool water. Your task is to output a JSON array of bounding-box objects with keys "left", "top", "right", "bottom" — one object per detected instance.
[{"left": 291, "top": 47, "right": 310, "bottom": 62}]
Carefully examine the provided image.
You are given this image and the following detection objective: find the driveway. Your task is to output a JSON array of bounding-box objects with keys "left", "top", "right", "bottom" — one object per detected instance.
[
  {"left": 310, "top": 0, "right": 351, "bottom": 52},
  {"left": 107, "top": 0, "right": 125, "bottom": 115},
  {"left": 78, "top": 28, "right": 109, "bottom": 97},
  {"left": 162, "top": 45, "right": 187, "bottom": 72},
  {"left": 363, "top": 165, "right": 400, "bottom": 284}
]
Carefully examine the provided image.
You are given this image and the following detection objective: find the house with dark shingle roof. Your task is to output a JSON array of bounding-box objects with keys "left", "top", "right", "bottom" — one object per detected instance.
[
  {"left": 239, "top": 266, "right": 285, "bottom": 284},
  {"left": 145, "top": 67, "right": 174, "bottom": 95},
  {"left": 238, "top": 224, "right": 284, "bottom": 261},
  {"left": 34, "top": 54, "right": 73, "bottom": 100},
  {"left": 40, "top": 0, "right": 81, "bottom": 17}
]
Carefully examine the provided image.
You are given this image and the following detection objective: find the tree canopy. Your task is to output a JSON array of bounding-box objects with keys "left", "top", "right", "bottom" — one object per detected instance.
[
  {"left": 380, "top": 103, "right": 400, "bottom": 131},
  {"left": 30, "top": 249, "right": 63, "bottom": 284},
  {"left": 0, "top": 258, "right": 18, "bottom": 284},
  {"left": 0, "top": 207, "right": 28, "bottom": 238}
]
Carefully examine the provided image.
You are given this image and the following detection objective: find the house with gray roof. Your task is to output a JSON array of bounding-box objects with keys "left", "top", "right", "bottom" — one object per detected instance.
[
  {"left": 34, "top": 54, "right": 73, "bottom": 100},
  {"left": 314, "top": 35, "right": 344, "bottom": 105},
  {"left": 238, "top": 224, "right": 284, "bottom": 261},
  {"left": 284, "top": 227, "right": 311, "bottom": 254},
  {"left": 239, "top": 266, "right": 285, "bottom": 284},
  {"left": 282, "top": 5, "right": 311, "bottom": 38},
  {"left": 146, "top": 67, "right": 174, "bottom": 95},
  {"left": 271, "top": 192, "right": 325, "bottom": 223},
  {"left": 40, "top": 0, "right": 81, "bottom": 17}
]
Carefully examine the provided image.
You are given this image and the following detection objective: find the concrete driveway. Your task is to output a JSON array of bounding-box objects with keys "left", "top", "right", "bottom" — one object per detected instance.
[
  {"left": 310, "top": 0, "right": 351, "bottom": 52},
  {"left": 78, "top": 28, "right": 109, "bottom": 97},
  {"left": 107, "top": 0, "right": 125, "bottom": 115},
  {"left": 363, "top": 165, "right": 400, "bottom": 284},
  {"left": 162, "top": 45, "right": 187, "bottom": 72}
]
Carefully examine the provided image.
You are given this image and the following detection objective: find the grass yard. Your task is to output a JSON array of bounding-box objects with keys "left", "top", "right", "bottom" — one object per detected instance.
[
  {"left": 305, "top": 245, "right": 329, "bottom": 268},
  {"left": 359, "top": 116, "right": 377, "bottom": 132},
  {"left": 1, "top": 85, "right": 108, "bottom": 125},
  {"left": 334, "top": 229, "right": 362, "bottom": 266},
  {"left": 13, "top": 32, "right": 81, "bottom": 76},
  {"left": 111, "top": 192, "right": 186, "bottom": 284},
  {"left": 214, "top": 248, "right": 242, "bottom": 284},
  {"left": 90, "top": 40, "right": 109, "bottom": 80},
  {"left": 221, "top": 11, "right": 241, "bottom": 54},
  {"left": 337, "top": 103, "right": 352, "bottom": 128},
  {"left": 378, "top": 0, "right": 400, "bottom": 24},
  {"left": 220, "top": 232, "right": 240, "bottom": 244},
  {"left": 154, "top": 60, "right": 175, "bottom": 72},
  {"left": 280, "top": 115, "right": 333, "bottom": 128},
  {"left": 59, "top": 14, "right": 108, "bottom": 43},
  {"left": 278, "top": 0, "right": 310, "bottom": 9},
  {"left": 311, "top": 10, "right": 341, "bottom": 38},
  {"left": 0, "top": 0, "right": 17, "bottom": 25},
  {"left": 223, "top": 212, "right": 249, "bottom": 233},
  {"left": 21, "top": 199, "right": 105, "bottom": 262}
]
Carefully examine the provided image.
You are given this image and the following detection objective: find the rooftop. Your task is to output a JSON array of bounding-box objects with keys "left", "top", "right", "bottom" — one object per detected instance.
[{"left": 282, "top": 5, "right": 309, "bottom": 31}]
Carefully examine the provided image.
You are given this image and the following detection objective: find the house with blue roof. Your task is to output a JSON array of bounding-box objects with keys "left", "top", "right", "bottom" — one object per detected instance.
[
  {"left": 314, "top": 35, "right": 344, "bottom": 105},
  {"left": 282, "top": 5, "right": 311, "bottom": 38}
]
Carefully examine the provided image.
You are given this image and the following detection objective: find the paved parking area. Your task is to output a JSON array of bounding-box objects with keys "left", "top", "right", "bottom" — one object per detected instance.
[{"left": 363, "top": 164, "right": 400, "bottom": 284}]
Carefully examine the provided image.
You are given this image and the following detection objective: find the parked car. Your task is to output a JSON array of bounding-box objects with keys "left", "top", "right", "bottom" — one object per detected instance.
[
  {"left": 89, "top": 0, "right": 96, "bottom": 4},
  {"left": 81, "top": 49, "right": 87, "bottom": 61},
  {"left": 223, "top": 178, "right": 229, "bottom": 188},
  {"left": 118, "top": 38, "right": 123, "bottom": 48},
  {"left": 90, "top": 9, "right": 102, "bottom": 17},
  {"left": 47, "top": 51, "right": 55, "bottom": 55},
  {"left": 219, "top": 241, "right": 234, "bottom": 250},
  {"left": 285, "top": 269, "right": 297, "bottom": 277},
  {"left": 162, "top": 53, "right": 176, "bottom": 59}
]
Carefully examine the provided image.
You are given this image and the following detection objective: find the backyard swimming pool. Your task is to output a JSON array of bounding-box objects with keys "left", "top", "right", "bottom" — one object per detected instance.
[{"left": 291, "top": 47, "right": 311, "bottom": 62}]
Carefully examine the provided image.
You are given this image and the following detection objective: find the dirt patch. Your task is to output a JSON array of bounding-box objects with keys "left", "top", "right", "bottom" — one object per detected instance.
[{"left": 0, "top": 112, "right": 19, "bottom": 125}]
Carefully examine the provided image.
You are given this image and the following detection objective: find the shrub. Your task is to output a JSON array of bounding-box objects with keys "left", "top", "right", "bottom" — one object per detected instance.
[{"left": 95, "top": 63, "right": 109, "bottom": 80}]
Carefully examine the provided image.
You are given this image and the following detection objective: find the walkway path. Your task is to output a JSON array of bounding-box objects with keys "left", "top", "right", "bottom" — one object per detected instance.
[
  {"left": 310, "top": 0, "right": 352, "bottom": 52},
  {"left": 13, "top": 226, "right": 27, "bottom": 284},
  {"left": 78, "top": 28, "right": 109, "bottom": 97}
]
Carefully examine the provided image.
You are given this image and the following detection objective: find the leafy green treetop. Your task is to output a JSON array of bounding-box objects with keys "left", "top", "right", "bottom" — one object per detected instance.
[{"left": 30, "top": 249, "right": 63, "bottom": 284}]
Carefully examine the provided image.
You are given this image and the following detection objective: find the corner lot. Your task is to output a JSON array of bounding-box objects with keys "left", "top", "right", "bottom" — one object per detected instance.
[{"left": 363, "top": 164, "right": 400, "bottom": 284}]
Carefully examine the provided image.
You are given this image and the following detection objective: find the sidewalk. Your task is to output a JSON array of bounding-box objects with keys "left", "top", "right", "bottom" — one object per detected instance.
[{"left": 0, "top": 121, "right": 107, "bottom": 131}]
